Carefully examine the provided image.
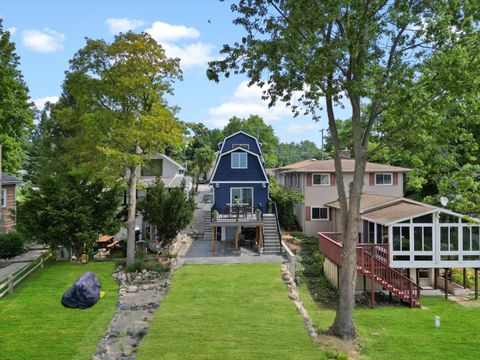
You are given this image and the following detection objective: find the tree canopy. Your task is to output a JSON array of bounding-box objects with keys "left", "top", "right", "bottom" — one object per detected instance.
[
  {"left": 208, "top": 0, "right": 480, "bottom": 339},
  {"left": 0, "top": 19, "right": 34, "bottom": 173},
  {"left": 60, "top": 32, "right": 184, "bottom": 266}
]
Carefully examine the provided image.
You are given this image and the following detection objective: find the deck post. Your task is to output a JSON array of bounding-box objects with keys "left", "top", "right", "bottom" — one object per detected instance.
[
  {"left": 370, "top": 254, "right": 375, "bottom": 308},
  {"left": 363, "top": 275, "right": 367, "bottom": 295},
  {"left": 463, "top": 268, "right": 467, "bottom": 288},
  {"left": 434, "top": 268, "right": 438, "bottom": 289},
  {"left": 259, "top": 225, "right": 263, "bottom": 250},
  {"left": 416, "top": 268, "right": 419, "bottom": 285},
  {"left": 444, "top": 268, "right": 448, "bottom": 300},
  {"left": 234, "top": 226, "right": 239, "bottom": 250},
  {"left": 475, "top": 268, "right": 478, "bottom": 300},
  {"left": 211, "top": 225, "right": 215, "bottom": 255}
]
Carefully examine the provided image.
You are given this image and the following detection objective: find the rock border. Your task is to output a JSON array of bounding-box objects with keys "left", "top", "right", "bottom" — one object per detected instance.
[{"left": 281, "top": 263, "right": 318, "bottom": 339}]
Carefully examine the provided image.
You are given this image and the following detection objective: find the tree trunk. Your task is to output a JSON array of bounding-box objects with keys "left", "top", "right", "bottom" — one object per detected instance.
[
  {"left": 126, "top": 165, "right": 139, "bottom": 266},
  {"left": 328, "top": 94, "right": 366, "bottom": 340}
]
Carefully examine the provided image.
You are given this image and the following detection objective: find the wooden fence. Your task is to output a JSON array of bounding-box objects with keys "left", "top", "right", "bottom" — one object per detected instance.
[{"left": 0, "top": 251, "right": 51, "bottom": 299}]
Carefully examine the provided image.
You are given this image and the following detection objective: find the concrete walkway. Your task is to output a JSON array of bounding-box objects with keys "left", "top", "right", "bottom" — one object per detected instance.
[
  {"left": 184, "top": 240, "right": 285, "bottom": 264},
  {"left": 0, "top": 248, "right": 49, "bottom": 283}
]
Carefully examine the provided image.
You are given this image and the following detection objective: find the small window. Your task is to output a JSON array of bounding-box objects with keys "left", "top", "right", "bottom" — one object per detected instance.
[
  {"left": 1, "top": 189, "right": 6, "bottom": 208},
  {"left": 375, "top": 173, "right": 392, "bottom": 185},
  {"left": 231, "top": 152, "right": 247, "bottom": 169},
  {"left": 232, "top": 144, "right": 249, "bottom": 150},
  {"left": 142, "top": 159, "right": 163, "bottom": 177},
  {"left": 312, "top": 173, "right": 330, "bottom": 186},
  {"left": 311, "top": 207, "right": 329, "bottom": 220}
]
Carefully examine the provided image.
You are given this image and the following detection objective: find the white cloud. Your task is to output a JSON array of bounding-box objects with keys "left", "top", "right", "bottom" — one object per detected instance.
[
  {"left": 22, "top": 28, "right": 64, "bottom": 53},
  {"left": 206, "top": 81, "right": 294, "bottom": 127},
  {"left": 145, "top": 21, "right": 199, "bottom": 42},
  {"left": 285, "top": 123, "right": 319, "bottom": 134},
  {"left": 105, "top": 18, "right": 146, "bottom": 34},
  {"left": 162, "top": 42, "right": 215, "bottom": 69},
  {"left": 8, "top": 27, "right": 17, "bottom": 35},
  {"left": 33, "top": 96, "right": 59, "bottom": 111}
]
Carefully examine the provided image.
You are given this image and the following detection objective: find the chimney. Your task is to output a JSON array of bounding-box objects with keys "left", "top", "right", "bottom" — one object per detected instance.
[{"left": 340, "top": 149, "right": 351, "bottom": 159}]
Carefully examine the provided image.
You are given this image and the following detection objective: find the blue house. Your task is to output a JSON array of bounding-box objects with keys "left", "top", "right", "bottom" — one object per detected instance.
[{"left": 209, "top": 131, "right": 280, "bottom": 254}]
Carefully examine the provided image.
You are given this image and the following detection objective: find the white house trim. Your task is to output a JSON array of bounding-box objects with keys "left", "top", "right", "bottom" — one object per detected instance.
[
  {"left": 210, "top": 147, "right": 269, "bottom": 183},
  {"left": 218, "top": 130, "right": 263, "bottom": 156}
]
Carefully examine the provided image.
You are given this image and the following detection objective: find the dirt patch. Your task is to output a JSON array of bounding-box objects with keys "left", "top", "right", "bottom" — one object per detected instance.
[{"left": 315, "top": 334, "right": 361, "bottom": 360}]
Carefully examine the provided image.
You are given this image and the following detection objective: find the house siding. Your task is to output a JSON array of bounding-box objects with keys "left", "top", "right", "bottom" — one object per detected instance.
[
  {"left": 2, "top": 185, "right": 16, "bottom": 232},
  {"left": 214, "top": 183, "right": 268, "bottom": 213},
  {"left": 300, "top": 172, "right": 404, "bottom": 236},
  {"left": 221, "top": 133, "right": 260, "bottom": 154},
  {"left": 212, "top": 151, "right": 267, "bottom": 182}
]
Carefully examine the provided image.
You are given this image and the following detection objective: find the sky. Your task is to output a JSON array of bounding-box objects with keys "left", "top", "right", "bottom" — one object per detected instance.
[{"left": 1, "top": 0, "right": 350, "bottom": 146}]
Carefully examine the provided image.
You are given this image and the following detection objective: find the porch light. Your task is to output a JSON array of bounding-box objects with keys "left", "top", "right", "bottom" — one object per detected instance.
[
  {"left": 262, "top": 183, "right": 266, "bottom": 188},
  {"left": 215, "top": 183, "right": 219, "bottom": 188}
]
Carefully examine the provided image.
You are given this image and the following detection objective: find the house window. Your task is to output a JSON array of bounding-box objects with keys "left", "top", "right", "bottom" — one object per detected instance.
[
  {"left": 311, "top": 207, "right": 329, "bottom": 220},
  {"left": 375, "top": 173, "right": 392, "bottom": 185},
  {"left": 231, "top": 152, "right": 247, "bottom": 169},
  {"left": 1, "top": 189, "right": 6, "bottom": 208},
  {"left": 232, "top": 144, "right": 249, "bottom": 150},
  {"left": 142, "top": 159, "right": 163, "bottom": 177},
  {"left": 312, "top": 173, "right": 330, "bottom": 186}
]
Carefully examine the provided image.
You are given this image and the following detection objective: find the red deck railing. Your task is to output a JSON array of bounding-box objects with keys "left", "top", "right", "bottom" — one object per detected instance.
[{"left": 318, "top": 232, "right": 421, "bottom": 308}]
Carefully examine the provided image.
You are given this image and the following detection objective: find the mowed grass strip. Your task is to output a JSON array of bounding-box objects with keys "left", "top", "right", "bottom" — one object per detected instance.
[
  {"left": 300, "top": 285, "right": 480, "bottom": 360},
  {"left": 0, "top": 261, "right": 118, "bottom": 360},
  {"left": 137, "top": 264, "right": 326, "bottom": 360}
]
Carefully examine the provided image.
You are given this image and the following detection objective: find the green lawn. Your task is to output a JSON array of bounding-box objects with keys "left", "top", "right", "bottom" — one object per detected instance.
[
  {"left": 137, "top": 264, "right": 326, "bottom": 360},
  {"left": 0, "top": 261, "right": 118, "bottom": 360},
  {"left": 300, "top": 285, "right": 480, "bottom": 359}
]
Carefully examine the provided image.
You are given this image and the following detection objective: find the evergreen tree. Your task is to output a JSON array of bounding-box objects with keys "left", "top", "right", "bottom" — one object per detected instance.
[{"left": 0, "top": 19, "right": 34, "bottom": 172}]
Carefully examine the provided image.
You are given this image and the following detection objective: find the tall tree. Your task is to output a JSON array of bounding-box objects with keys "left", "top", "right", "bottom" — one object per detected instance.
[
  {"left": 0, "top": 19, "right": 34, "bottom": 173},
  {"left": 61, "top": 32, "right": 184, "bottom": 266},
  {"left": 17, "top": 103, "right": 121, "bottom": 256},
  {"left": 193, "top": 146, "right": 215, "bottom": 189},
  {"left": 277, "top": 140, "right": 322, "bottom": 166},
  {"left": 208, "top": 1, "right": 477, "bottom": 339},
  {"left": 223, "top": 115, "right": 279, "bottom": 167}
]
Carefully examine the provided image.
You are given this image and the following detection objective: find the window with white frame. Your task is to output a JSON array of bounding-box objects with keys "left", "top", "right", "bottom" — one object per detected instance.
[
  {"left": 231, "top": 152, "right": 247, "bottom": 169},
  {"left": 312, "top": 173, "right": 330, "bottom": 186},
  {"left": 1, "top": 189, "right": 6, "bottom": 208},
  {"left": 232, "top": 144, "right": 249, "bottom": 150},
  {"left": 311, "top": 207, "right": 329, "bottom": 220},
  {"left": 375, "top": 173, "right": 392, "bottom": 185}
]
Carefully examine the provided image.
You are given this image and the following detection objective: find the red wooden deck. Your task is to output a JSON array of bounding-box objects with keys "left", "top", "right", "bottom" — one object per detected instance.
[{"left": 318, "top": 232, "right": 421, "bottom": 308}]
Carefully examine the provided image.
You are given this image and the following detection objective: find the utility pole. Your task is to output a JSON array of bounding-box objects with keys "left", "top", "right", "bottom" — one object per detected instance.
[{"left": 320, "top": 129, "right": 325, "bottom": 160}]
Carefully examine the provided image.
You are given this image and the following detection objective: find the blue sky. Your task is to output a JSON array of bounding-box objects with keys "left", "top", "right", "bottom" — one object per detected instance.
[{"left": 1, "top": 0, "right": 350, "bottom": 146}]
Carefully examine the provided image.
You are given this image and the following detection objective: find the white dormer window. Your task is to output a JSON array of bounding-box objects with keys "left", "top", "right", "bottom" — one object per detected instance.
[
  {"left": 231, "top": 152, "right": 247, "bottom": 169},
  {"left": 313, "top": 173, "right": 330, "bottom": 186},
  {"left": 232, "top": 144, "right": 249, "bottom": 150},
  {"left": 375, "top": 173, "right": 392, "bottom": 185}
]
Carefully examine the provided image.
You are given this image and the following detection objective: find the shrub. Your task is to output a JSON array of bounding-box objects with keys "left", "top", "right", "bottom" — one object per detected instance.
[
  {"left": 0, "top": 231, "right": 25, "bottom": 259},
  {"left": 125, "top": 259, "right": 168, "bottom": 273}
]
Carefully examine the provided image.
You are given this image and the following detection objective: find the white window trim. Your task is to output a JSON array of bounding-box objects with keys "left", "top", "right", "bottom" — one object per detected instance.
[
  {"left": 312, "top": 173, "right": 330, "bottom": 186},
  {"left": 375, "top": 172, "right": 393, "bottom": 186},
  {"left": 232, "top": 143, "right": 249, "bottom": 150},
  {"left": 230, "top": 187, "right": 254, "bottom": 211},
  {"left": 1, "top": 189, "right": 6, "bottom": 208},
  {"left": 311, "top": 206, "right": 329, "bottom": 221},
  {"left": 231, "top": 152, "right": 248, "bottom": 169}
]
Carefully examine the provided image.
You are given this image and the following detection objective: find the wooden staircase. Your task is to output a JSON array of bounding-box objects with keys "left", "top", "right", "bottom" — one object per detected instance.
[{"left": 319, "top": 233, "right": 421, "bottom": 308}]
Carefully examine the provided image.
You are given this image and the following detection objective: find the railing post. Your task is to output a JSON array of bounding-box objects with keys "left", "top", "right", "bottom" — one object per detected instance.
[
  {"left": 8, "top": 275, "right": 13, "bottom": 295},
  {"left": 409, "top": 281, "right": 413, "bottom": 308}
]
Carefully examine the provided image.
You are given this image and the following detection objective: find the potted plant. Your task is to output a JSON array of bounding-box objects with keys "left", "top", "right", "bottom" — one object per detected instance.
[{"left": 212, "top": 209, "right": 218, "bottom": 221}]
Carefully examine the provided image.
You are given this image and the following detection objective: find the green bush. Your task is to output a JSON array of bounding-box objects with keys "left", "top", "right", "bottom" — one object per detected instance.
[
  {"left": 0, "top": 231, "right": 25, "bottom": 259},
  {"left": 125, "top": 259, "right": 168, "bottom": 273}
]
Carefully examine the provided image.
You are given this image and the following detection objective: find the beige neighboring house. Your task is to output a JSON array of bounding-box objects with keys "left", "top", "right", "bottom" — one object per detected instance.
[
  {"left": 117, "top": 154, "right": 192, "bottom": 242},
  {"left": 275, "top": 157, "right": 409, "bottom": 236},
  {"left": 276, "top": 157, "right": 480, "bottom": 307}
]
